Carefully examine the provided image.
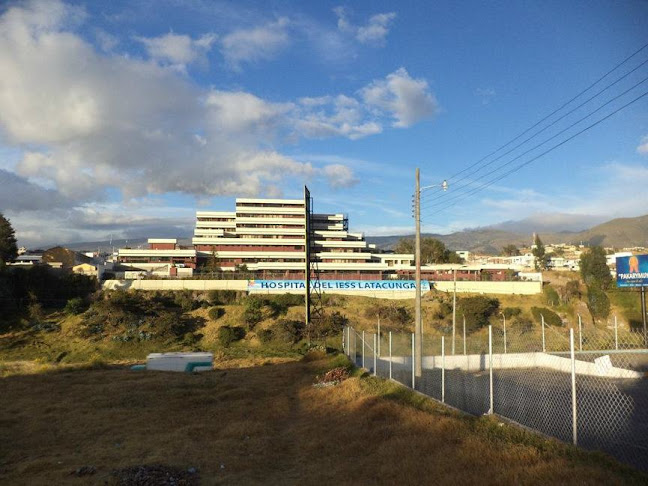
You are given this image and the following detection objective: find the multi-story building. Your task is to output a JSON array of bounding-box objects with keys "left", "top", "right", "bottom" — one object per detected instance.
[{"left": 115, "top": 194, "right": 527, "bottom": 281}]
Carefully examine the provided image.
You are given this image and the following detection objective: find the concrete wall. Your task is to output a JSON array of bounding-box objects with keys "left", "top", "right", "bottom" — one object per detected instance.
[
  {"left": 433, "top": 280, "right": 542, "bottom": 295},
  {"left": 102, "top": 279, "right": 541, "bottom": 297},
  {"left": 383, "top": 352, "right": 642, "bottom": 379},
  {"left": 103, "top": 279, "right": 248, "bottom": 291}
]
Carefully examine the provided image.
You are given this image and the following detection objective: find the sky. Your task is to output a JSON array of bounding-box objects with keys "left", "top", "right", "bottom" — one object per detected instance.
[{"left": 1, "top": 0, "right": 647, "bottom": 247}]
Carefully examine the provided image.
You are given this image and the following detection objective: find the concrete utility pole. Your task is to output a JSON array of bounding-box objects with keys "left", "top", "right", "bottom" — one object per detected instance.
[
  {"left": 414, "top": 168, "right": 422, "bottom": 378},
  {"left": 413, "top": 169, "right": 448, "bottom": 377},
  {"left": 452, "top": 268, "right": 457, "bottom": 355}
]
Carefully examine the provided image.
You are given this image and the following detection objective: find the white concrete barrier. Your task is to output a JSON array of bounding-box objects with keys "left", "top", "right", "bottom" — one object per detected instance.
[
  {"left": 433, "top": 280, "right": 542, "bottom": 295},
  {"left": 383, "top": 352, "right": 643, "bottom": 379}
]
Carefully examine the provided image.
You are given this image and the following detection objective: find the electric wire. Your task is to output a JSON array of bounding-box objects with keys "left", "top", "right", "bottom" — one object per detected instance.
[
  {"left": 442, "top": 40, "right": 648, "bottom": 185},
  {"left": 420, "top": 55, "right": 648, "bottom": 205},
  {"left": 419, "top": 88, "right": 648, "bottom": 223},
  {"left": 419, "top": 72, "right": 648, "bottom": 212}
]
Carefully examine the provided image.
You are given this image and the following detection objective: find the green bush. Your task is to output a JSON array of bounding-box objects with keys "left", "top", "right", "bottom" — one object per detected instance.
[
  {"left": 363, "top": 303, "right": 411, "bottom": 327},
  {"left": 243, "top": 297, "right": 264, "bottom": 328},
  {"left": 530, "top": 306, "right": 563, "bottom": 326},
  {"left": 173, "top": 290, "right": 199, "bottom": 312},
  {"left": 208, "top": 290, "right": 240, "bottom": 305},
  {"left": 208, "top": 307, "right": 225, "bottom": 320},
  {"left": 458, "top": 296, "right": 500, "bottom": 332},
  {"left": 257, "top": 329, "right": 274, "bottom": 344},
  {"left": 273, "top": 319, "right": 305, "bottom": 344},
  {"left": 543, "top": 285, "right": 560, "bottom": 306},
  {"left": 64, "top": 297, "right": 86, "bottom": 315},
  {"left": 502, "top": 307, "right": 521, "bottom": 319},
  {"left": 587, "top": 286, "right": 610, "bottom": 320},
  {"left": 218, "top": 326, "right": 246, "bottom": 347},
  {"left": 315, "top": 311, "right": 348, "bottom": 337},
  {"left": 514, "top": 317, "right": 534, "bottom": 334}
]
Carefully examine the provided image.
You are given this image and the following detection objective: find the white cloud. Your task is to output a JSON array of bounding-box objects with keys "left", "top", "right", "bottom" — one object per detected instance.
[
  {"left": 322, "top": 164, "right": 358, "bottom": 188},
  {"left": 637, "top": 135, "right": 648, "bottom": 155},
  {"left": 333, "top": 7, "right": 396, "bottom": 46},
  {"left": 205, "top": 90, "right": 293, "bottom": 135},
  {"left": 0, "top": 2, "right": 440, "bottom": 244},
  {"left": 220, "top": 17, "right": 290, "bottom": 69},
  {"left": 136, "top": 32, "right": 216, "bottom": 68},
  {"left": 361, "top": 68, "right": 439, "bottom": 127}
]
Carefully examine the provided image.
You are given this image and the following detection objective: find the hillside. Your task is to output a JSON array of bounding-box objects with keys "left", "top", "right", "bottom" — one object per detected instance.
[{"left": 367, "top": 214, "right": 648, "bottom": 254}]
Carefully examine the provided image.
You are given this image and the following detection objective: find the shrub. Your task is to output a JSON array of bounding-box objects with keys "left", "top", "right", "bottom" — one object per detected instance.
[
  {"left": 587, "top": 286, "right": 610, "bottom": 321},
  {"left": 243, "top": 297, "right": 264, "bottom": 328},
  {"left": 364, "top": 303, "right": 411, "bottom": 327},
  {"left": 563, "top": 280, "right": 581, "bottom": 301},
  {"left": 257, "top": 329, "right": 274, "bottom": 344},
  {"left": 502, "top": 307, "right": 521, "bottom": 319},
  {"left": 64, "top": 297, "right": 86, "bottom": 315},
  {"left": 208, "top": 290, "right": 240, "bottom": 305},
  {"left": 314, "top": 311, "right": 348, "bottom": 337},
  {"left": 543, "top": 285, "right": 560, "bottom": 306},
  {"left": 514, "top": 317, "right": 534, "bottom": 334},
  {"left": 173, "top": 290, "right": 199, "bottom": 312},
  {"left": 530, "top": 306, "right": 563, "bottom": 326},
  {"left": 218, "top": 326, "right": 246, "bottom": 347},
  {"left": 273, "top": 319, "right": 305, "bottom": 344},
  {"left": 208, "top": 307, "right": 225, "bottom": 320},
  {"left": 458, "top": 296, "right": 500, "bottom": 332}
]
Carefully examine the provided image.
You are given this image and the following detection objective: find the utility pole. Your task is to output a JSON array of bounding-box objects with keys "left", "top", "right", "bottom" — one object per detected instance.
[
  {"left": 304, "top": 185, "right": 311, "bottom": 342},
  {"left": 452, "top": 268, "right": 457, "bottom": 355},
  {"left": 413, "top": 169, "right": 448, "bottom": 377},
  {"left": 414, "top": 168, "right": 422, "bottom": 378}
]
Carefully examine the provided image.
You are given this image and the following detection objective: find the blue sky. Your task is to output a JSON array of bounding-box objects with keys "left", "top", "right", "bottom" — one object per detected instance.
[{"left": 1, "top": 0, "right": 647, "bottom": 246}]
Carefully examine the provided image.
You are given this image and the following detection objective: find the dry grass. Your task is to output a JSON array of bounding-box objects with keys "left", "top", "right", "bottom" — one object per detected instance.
[{"left": 1, "top": 355, "right": 644, "bottom": 485}]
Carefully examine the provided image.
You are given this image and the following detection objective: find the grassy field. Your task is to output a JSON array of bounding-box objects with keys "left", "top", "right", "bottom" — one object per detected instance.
[{"left": 1, "top": 353, "right": 645, "bottom": 485}]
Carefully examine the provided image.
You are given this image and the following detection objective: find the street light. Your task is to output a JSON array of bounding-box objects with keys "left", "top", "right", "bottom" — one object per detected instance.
[
  {"left": 500, "top": 311, "right": 507, "bottom": 354},
  {"left": 413, "top": 168, "right": 449, "bottom": 377}
]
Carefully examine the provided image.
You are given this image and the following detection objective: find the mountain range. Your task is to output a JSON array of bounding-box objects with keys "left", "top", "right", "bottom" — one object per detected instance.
[
  {"left": 48, "top": 214, "right": 648, "bottom": 256},
  {"left": 366, "top": 214, "right": 648, "bottom": 254}
]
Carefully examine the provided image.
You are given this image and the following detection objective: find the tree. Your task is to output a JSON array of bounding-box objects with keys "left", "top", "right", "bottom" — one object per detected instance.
[
  {"left": 532, "top": 234, "right": 546, "bottom": 270},
  {"left": 501, "top": 244, "right": 520, "bottom": 256},
  {"left": 580, "top": 246, "right": 612, "bottom": 290},
  {"left": 0, "top": 213, "right": 18, "bottom": 265},
  {"left": 394, "top": 237, "right": 463, "bottom": 264}
]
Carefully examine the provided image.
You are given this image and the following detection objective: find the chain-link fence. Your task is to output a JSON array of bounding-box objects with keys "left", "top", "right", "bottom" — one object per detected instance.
[{"left": 342, "top": 323, "right": 648, "bottom": 472}]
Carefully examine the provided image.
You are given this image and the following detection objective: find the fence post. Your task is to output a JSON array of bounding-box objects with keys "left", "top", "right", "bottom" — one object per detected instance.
[
  {"left": 463, "top": 316, "right": 467, "bottom": 355},
  {"left": 377, "top": 316, "right": 381, "bottom": 357},
  {"left": 343, "top": 326, "right": 347, "bottom": 355},
  {"left": 362, "top": 330, "right": 365, "bottom": 369},
  {"left": 570, "top": 328, "right": 578, "bottom": 445},
  {"left": 614, "top": 315, "right": 618, "bottom": 351},
  {"left": 541, "top": 314, "right": 546, "bottom": 352},
  {"left": 389, "top": 331, "right": 393, "bottom": 380},
  {"left": 578, "top": 314, "right": 582, "bottom": 352},
  {"left": 488, "top": 325, "right": 494, "bottom": 415},
  {"left": 411, "top": 332, "right": 415, "bottom": 389},
  {"left": 373, "top": 333, "right": 377, "bottom": 376},
  {"left": 441, "top": 336, "right": 445, "bottom": 403}
]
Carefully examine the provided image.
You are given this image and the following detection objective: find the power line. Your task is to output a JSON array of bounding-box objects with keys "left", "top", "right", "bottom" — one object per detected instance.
[
  {"left": 420, "top": 88, "right": 648, "bottom": 222},
  {"left": 420, "top": 73, "right": 648, "bottom": 213},
  {"left": 421, "top": 55, "right": 648, "bottom": 205},
  {"left": 443, "top": 40, "right": 648, "bottom": 185}
]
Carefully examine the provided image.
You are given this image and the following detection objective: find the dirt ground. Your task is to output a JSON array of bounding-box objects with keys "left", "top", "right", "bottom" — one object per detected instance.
[{"left": 0, "top": 356, "right": 645, "bottom": 485}]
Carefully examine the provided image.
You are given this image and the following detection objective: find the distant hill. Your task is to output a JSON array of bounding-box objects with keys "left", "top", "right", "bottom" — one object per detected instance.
[
  {"left": 367, "top": 214, "right": 648, "bottom": 254},
  {"left": 36, "top": 214, "right": 648, "bottom": 257}
]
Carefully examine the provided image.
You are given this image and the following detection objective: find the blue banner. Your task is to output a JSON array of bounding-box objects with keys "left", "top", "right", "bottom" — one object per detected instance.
[
  {"left": 616, "top": 254, "right": 648, "bottom": 287},
  {"left": 248, "top": 279, "right": 431, "bottom": 291}
]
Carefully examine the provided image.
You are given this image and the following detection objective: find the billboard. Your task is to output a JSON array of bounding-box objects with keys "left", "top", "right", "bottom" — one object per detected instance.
[
  {"left": 616, "top": 254, "right": 648, "bottom": 287},
  {"left": 248, "top": 280, "right": 431, "bottom": 292}
]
